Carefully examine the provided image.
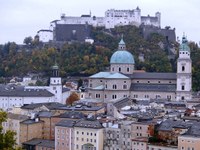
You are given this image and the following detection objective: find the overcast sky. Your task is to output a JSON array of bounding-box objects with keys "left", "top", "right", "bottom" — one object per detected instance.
[{"left": 0, "top": 0, "right": 199, "bottom": 44}]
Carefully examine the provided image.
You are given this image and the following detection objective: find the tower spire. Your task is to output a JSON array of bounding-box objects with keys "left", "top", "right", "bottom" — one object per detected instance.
[{"left": 118, "top": 34, "right": 126, "bottom": 50}]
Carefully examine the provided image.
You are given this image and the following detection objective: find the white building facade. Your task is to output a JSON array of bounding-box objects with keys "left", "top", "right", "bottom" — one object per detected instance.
[
  {"left": 50, "top": 7, "right": 160, "bottom": 30},
  {"left": 176, "top": 36, "right": 192, "bottom": 101}
]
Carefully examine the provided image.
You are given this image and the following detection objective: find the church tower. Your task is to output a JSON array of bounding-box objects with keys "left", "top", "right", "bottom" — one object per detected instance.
[
  {"left": 49, "top": 63, "right": 62, "bottom": 102},
  {"left": 176, "top": 36, "right": 192, "bottom": 101}
]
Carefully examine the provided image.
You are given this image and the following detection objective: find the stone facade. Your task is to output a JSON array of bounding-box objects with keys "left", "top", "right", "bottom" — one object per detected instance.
[{"left": 87, "top": 36, "right": 192, "bottom": 102}]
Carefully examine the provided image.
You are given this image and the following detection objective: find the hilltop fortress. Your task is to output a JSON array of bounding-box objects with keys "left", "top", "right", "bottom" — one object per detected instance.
[
  {"left": 38, "top": 7, "right": 162, "bottom": 42},
  {"left": 51, "top": 7, "right": 161, "bottom": 29}
]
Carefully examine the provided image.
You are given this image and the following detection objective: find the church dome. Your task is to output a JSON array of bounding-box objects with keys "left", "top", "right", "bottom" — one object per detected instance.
[
  {"left": 110, "top": 50, "right": 135, "bottom": 64},
  {"left": 110, "top": 38, "right": 135, "bottom": 64}
]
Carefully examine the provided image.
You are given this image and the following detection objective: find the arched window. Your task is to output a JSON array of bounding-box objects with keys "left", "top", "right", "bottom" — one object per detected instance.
[
  {"left": 127, "top": 67, "right": 130, "bottom": 72},
  {"left": 119, "top": 67, "right": 121, "bottom": 72},
  {"left": 182, "top": 66, "right": 185, "bottom": 71}
]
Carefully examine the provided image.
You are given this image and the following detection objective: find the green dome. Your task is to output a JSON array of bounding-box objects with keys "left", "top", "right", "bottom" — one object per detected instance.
[
  {"left": 110, "top": 50, "right": 135, "bottom": 64},
  {"left": 179, "top": 36, "right": 190, "bottom": 52}
]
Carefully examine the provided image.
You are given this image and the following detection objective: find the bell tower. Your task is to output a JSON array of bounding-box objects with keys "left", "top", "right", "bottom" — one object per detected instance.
[
  {"left": 176, "top": 36, "right": 192, "bottom": 101},
  {"left": 49, "top": 62, "right": 62, "bottom": 102}
]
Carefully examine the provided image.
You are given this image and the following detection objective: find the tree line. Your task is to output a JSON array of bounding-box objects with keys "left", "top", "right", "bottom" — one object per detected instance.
[{"left": 0, "top": 25, "right": 200, "bottom": 91}]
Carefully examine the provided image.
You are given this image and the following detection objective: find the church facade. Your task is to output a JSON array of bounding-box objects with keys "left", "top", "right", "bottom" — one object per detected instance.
[{"left": 87, "top": 36, "right": 192, "bottom": 102}]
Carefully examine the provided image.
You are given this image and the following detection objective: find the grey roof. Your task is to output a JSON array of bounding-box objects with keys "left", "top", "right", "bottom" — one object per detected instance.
[
  {"left": 54, "top": 111, "right": 86, "bottom": 119},
  {"left": 75, "top": 119, "right": 103, "bottom": 129},
  {"left": 113, "top": 97, "right": 133, "bottom": 109},
  {"left": 20, "top": 119, "right": 44, "bottom": 125},
  {"left": 21, "top": 102, "right": 67, "bottom": 110},
  {"left": 0, "top": 85, "right": 54, "bottom": 97},
  {"left": 164, "top": 102, "right": 186, "bottom": 108},
  {"left": 7, "top": 113, "right": 28, "bottom": 120},
  {"left": 23, "top": 138, "right": 55, "bottom": 148},
  {"left": 182, "top": 121, "right": 200, "bottom": 136},
  {"left": 64, "top": 105, "right": 105, "bottom": 111},
  {"left": 38, "top": 111, "right": 56, "bottom": 118},
  {"left": 126, "top": 72, "right": 176, "bottom": 80},
  {"left": 157, "top": 119, "right": 192, "bottom": 131},
  {"left": 55, "top": 119, "right": 76, "bottom": 127},
  {"left": 130, "top": 83, "right": 176, "bottom": 92}
]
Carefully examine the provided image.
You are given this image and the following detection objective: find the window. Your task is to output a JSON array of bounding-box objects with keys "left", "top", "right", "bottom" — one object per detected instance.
[
  {"left": 113, "top": 84, "right": 117, "bottom": 89},
  {"left": 96, "top": 94, "right": 100, "bottom": 98},
  {"left": 112, "top": 67, "right": 114, "bottom": 71},
  {"left": 167, "top": 95, "right": 171, "bottom": 100},
  {"left": 127, "top": 67, "right": 130, "bottom": 72},
  {"left": 123, "top": 84, "right": 127, "bottom": 89},
  {"left": 119, "top": 67, "right": 121, "bottom": 72},
  {"left": 182, "top": 66, "right": 185, "bottom": 71},
  {"left": 182, "top": 96, "right": 185, "bottom": 100},
  {"left": 112, "top": 95, "right": 117, "bottom": 99},
  {"left": 182, "top": 85, "right": 185, "bottom": 90}
]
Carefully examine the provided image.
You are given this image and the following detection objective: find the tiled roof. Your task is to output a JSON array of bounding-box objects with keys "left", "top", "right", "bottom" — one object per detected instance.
[
  {"left": 23, "top": 138, "right": 55, "bottom": 148},
  {"left": 54, "top": 111, "right": 86, "bottom": 119},
  {"left": 157, "top": 119, "right": 192, "bottom": 131},
  {"left": 64, "top": 105, "right": 105, "bottom": 111},
  {"left": 55, "top": 119, "right": 76, "bottom": 127},
  {"left": 7, "top": 113, "right": 28, "bottom": 120},
  {"left": 0, "top": 85, "right": 54, "bottom": 97},
  {"left": 74, "top": 119, "right": 103, "bottom": 129},
  {"left": 20, "top": 119, "right": 44, "bottom": 125},
  {"left": 126, "top": 72, "right": 176, "bottom": 80},
  {"left": 21, "top": 102, "right": 66, "bottom": 110},
  {"left": 38, "top": 111, "right": 56, "bottom": 118},
  {"left": 130, "top": 83, "right": 176, "bottom": 92}
]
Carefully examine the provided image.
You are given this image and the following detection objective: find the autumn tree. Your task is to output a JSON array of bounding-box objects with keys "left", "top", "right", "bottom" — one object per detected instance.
[
  {"left": 0, "top": 110, "right": 17, "bottom": 149},
  {"left": 66, "top": 92, "right": 80, "bottom": 106}
]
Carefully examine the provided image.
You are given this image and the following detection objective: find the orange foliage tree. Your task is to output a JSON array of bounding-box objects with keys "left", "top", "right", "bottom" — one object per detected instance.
[{"left": 66, "top": 92, "right": 80, "bottom": 106}]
